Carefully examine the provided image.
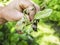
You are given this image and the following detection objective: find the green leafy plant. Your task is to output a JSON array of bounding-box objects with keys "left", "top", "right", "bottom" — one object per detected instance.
[{"left": 0, "top": 0, "right": 60, "bottom": 45}]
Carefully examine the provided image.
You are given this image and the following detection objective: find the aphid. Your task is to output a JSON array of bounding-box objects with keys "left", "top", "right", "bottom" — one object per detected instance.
[{"left": 32, "top": 19, "right": 39, "bottom": 31}]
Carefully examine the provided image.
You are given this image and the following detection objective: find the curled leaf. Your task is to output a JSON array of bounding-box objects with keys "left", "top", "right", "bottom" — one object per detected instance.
[{"left": 34, "top": 9, "right": 52, "bottom": 19}]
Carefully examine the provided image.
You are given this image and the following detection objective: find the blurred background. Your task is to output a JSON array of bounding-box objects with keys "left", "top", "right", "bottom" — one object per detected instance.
[{"left": 0, "top": 0, "right": 60, "bottom": 45}]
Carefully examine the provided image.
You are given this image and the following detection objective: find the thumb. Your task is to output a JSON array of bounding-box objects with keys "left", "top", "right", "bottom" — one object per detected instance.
[{"left": 1, "top": 8, "right": 24, "bottom": 21}]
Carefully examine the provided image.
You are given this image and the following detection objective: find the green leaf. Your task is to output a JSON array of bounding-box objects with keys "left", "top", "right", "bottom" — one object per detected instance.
[
  {"left": 34, "top": 9, "right": 52, "bottom": 19},
  {"left": 0, "top": 32, "right": 4, "bottom": 40},
  {"left": 9, "top": 33, "right": 19, "bottom": 42},
  {"left": 3, "top": 40, "right": 10, "bottom": 45}
]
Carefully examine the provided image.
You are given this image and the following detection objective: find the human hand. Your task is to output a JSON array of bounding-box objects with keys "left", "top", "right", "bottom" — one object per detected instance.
[{"left": 0, "top": 0, "right": 40, "bottom": 24}]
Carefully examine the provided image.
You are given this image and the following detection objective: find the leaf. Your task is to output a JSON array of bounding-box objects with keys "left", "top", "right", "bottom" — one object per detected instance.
[
  {"left": 34, "top": 9, "right": 52, "bottom": 19},
  {"left": 15, "top": 15, "right": 30, "bottom": 30}
]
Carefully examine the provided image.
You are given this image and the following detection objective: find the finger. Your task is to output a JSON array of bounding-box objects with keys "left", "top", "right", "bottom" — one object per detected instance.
[
  {"left": 0, "top": 6, "right": 4, "bottom": 10},
  {"left": 1, "top": 8, "right": 24, "bottom": 21},
  {"left": 0, "top": 6, "right": 4, "bottom": 18},
  {"left": 34, "top": 4, "right": 40, "bottom": 12},
  {"left": 27, "top": 6, "right": 36, "bottom": 21},
  {"left": 30, "top": 0, "right": 40, "bottom": 12},
  {"left": 0, "top": 6, "right": 7, "bottom": 24},
  {"left": 6, "top": 0, "right": 22, "bottom": 12},
  {"left": 0, "top": 18, "right": 7, "bottom": 25}
]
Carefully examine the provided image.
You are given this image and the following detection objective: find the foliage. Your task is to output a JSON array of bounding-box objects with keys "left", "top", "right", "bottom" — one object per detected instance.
[{"left": 0, "top": 0, "right": 60, "bottom": 45}]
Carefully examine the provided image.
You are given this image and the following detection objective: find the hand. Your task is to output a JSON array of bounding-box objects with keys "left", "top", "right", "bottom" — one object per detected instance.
[{"left": 0, "top": 0, "right": 40, "bottom": 24}]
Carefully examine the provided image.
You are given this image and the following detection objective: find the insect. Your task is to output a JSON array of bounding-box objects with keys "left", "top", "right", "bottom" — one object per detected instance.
[{"left": 32, "top": 19, "right": 39, "bottom": 31}]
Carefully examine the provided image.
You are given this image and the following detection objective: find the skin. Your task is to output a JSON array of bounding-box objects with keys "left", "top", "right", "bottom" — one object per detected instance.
[{"left": 0, "top": 0, "right": 40, "bottom": 24}]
